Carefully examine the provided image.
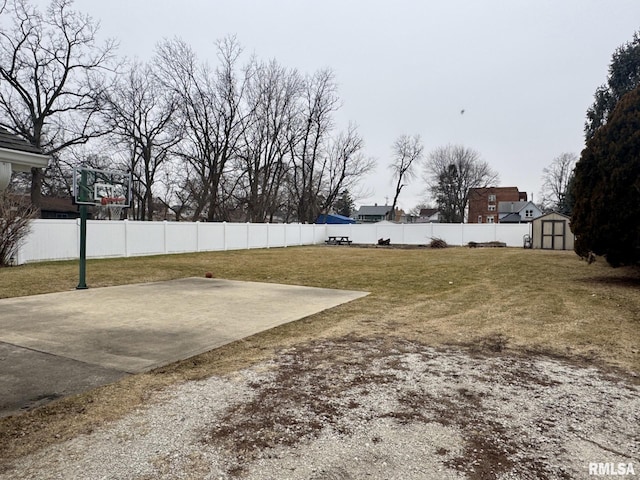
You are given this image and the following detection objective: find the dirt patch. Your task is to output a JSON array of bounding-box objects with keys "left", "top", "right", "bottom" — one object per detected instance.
[
  {"left": 4, "top": 336, "right": 636, "bottom": 479},
  {"left": 346, "top": 243, "right": 431, "bottom": 249}
]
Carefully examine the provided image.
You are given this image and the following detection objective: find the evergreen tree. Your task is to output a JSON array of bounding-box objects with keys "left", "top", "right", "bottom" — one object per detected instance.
[
  {"left": 334, "top": 190, "right": 355, "bottom": 217},
  {"left": 585, "top": 31, "right": 640, "bottom": 140},
  {"left": 571, "top": 86, "right": 640, "bottom": 266}
]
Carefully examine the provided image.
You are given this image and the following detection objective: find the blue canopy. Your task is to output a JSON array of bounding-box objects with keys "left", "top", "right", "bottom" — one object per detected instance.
[{"left": 315, "top": 214, "right": 356, "bottom": 224}]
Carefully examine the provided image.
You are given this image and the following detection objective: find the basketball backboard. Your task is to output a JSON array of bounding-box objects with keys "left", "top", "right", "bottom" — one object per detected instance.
[{"left": 73, "top": 167, "right": 132, "bottom": 206}]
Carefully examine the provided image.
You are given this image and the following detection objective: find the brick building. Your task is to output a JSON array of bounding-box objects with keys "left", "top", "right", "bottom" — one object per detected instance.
[{"left": 468, "top": 187, "right": 527, "bottom": 224}]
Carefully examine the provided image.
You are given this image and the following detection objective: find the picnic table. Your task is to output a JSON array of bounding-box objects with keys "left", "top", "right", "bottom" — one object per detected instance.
[{"left": 325, "top": 235, "right": 352, "bottom": 245}]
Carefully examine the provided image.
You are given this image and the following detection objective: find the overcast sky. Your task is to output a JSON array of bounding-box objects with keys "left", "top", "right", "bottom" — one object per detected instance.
[{"left": 61, "top": 0, "right": 640, "bottom": 210}]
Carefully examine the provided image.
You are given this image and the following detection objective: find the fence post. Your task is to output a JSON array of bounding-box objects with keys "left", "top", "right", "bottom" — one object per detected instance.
[
  {"left": 123, "top": 220, "right": 128, "bottom": 257},
  {"left": 223, "top": 222, "right": 227, "bottom": 251},
  {"left": 196, "top": 221, "right": 200, "bottom": 252}
]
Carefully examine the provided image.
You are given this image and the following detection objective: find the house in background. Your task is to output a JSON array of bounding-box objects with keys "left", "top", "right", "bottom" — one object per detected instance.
[
  {"left": 395, "top": 209, "right": 417, "bottom": 223},
  {"left": 40, "top": 196, "right": 82, "bottom": 219},
  {"left": 416, "top": 208, "right": 441, "bottom": 223},
  {"left": 467, "top": 187, "right": 528, "bottom": 224},
  {"left": 356, "top": 204, "right": 393, "bottom": 223},
  {"left": 7, "top": 194, "right": 84, "bottom": 219},
  {"left": 356, "top": 204, "right": 415, "bottom": 223},
  {"left": 498, "top": 201, "right": 542, "bottom": 223}
]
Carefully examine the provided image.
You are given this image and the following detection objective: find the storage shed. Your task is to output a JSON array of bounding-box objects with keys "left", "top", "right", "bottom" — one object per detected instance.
[{"left": 531, "top": 212, "right": 575, "bottom": 250}]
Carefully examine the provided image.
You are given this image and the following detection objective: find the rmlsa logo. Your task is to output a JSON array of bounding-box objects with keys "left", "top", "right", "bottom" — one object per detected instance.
[{"left": 589, "top": 462, "right": 636, "bottom": 476}]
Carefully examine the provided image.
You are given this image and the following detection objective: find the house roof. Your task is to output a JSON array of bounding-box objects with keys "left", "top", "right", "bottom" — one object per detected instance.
[
  {"left": 0, "top": 127, "right": 42, "bottom": 154},
  {"left": 10, "top": 194, "right": 79, "bottom": 213},
  {"left": 499, "top": 212, "right": 522, "bottom": 223},
  {"left": 357, "top": 205, "right": 392, "bottom": 216},
  {"left": 498, "top": 200, "right": 536, "bottom": 214},
  {"left": 419, "top": 208, "right": 439, "bottom": 217},
  {"left": 469, "top": 186, "right": 528, "bottom": 201},
  {"left": 469, "top": 186, "right": 520, "bottom": 195},
  {"left": 40, "top": 196, "right": 78, "bottom": 213}
]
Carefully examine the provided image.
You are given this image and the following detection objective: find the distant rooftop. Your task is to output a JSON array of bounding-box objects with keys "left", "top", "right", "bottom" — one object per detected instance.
[
  {"left": 357, "top": 205, "right": 393, "bottom": 216},
  {"left": 419, "top": 208, "right": 439, "bottom": 217},
  {"left": 498, "top": 201, "right": 530, "bottom": 213}
]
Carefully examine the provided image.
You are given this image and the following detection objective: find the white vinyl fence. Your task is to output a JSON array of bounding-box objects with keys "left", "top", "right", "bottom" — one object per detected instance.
[
  {"left": 15, "top": 220, "right": 531, "bottom": 264},
  {"left": 326, "top": 222, "right": 531, "bottom": 248}
]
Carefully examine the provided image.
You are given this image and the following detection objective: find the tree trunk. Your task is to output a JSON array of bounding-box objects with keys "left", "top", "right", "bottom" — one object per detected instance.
[{"left": 30, "top": 167, "right": 43, "bottom": 214}]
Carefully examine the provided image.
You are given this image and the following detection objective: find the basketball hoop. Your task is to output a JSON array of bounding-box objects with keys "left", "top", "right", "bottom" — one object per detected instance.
[{"left": 99, "top": 196, "right": 126, "bottom": 220}]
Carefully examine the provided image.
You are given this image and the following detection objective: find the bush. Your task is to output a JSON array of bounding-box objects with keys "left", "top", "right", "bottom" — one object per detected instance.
[
  {"left": 429, "top": 237, "right": 448, "bottom": 249},
  {"left": 0, "top": 191, "right": 36, "bottom": 267}
]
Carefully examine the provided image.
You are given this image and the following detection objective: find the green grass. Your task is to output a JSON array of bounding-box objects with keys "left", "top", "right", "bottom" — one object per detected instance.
[
  {"left": 0, "top": 245, "right": 638, "bottom": 465},
  {"left": 2, "top": 246, "right": 638, "bottom": 363},
  {"left": 2, "top": 245, "right": 638, "bottom": 370}
]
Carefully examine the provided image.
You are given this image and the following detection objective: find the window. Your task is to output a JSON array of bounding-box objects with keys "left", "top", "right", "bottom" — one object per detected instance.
[
  {"left": 478, "top": 215, "right": 482, "bottom": 223},
  {"left": 488, "top": 204, "right": 496, "bottom": 211},
  {"left": 488, "top": 194, "right": 496, "bottom": 203},
  {"left": 525, "top": 209, "right": 533, "bottom": 218},
  {"left": 486, "top": 215, "right": 495, "bottom": 224}
]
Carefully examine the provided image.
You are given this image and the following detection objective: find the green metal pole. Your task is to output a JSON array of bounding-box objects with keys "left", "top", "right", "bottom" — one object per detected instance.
[
  {"left": 77, "top": 204, "right": 88, "bottom": 289},
  {"left": 77, "top": 169, "right": 89, "bottom": 289}
]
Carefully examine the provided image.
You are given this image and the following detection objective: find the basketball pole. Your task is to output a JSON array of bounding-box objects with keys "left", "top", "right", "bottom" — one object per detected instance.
[{"left": 77, "top": 170, "right": 88, "bottom": 289}]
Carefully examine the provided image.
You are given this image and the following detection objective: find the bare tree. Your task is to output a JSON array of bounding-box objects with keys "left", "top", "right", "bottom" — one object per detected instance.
[
  {"left": 389, "top": 134, "right": 423, "bottom": 220},
  {"left": 155, "top": 163, "right": 194, "bottom": 221},
  {"left": 237, "top": 59, "right": 301, "bottom": 222},
  {"left": 99, "top": 60, "right": 180, "bottom": 220},
  {"left": 0, "top": 0, "right": 117, "bottom": 206},
  {"left": 155, "top": 36, "right": 248, "bottom": 221},
  {"left": 289, "top": 69, "right": 340, "bottom": 223},
  {"left": 425, "top": 144, "right": 499, "bottom": 223},
  {"left": 0, "top": 187, "right": 36, "bottom": 266},
  {"left": 319, "top": 124, "right": 374, "bottom": 216},
  {"left": 539, "top": 152, "right": 577, "bottom": 214}
]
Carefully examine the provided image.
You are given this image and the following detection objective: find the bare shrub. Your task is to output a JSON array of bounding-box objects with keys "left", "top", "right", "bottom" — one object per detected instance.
[
  {"left": 0, "top": 191, "right": 37, "bottom": 266},
  {"left": 429, "top": 237, "right": 448, "bottom": 249}
]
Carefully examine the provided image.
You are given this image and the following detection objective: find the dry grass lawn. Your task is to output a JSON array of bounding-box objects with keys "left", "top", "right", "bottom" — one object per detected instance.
[{"left": 0, "top": 245, "right": 638, "bottom": 466}]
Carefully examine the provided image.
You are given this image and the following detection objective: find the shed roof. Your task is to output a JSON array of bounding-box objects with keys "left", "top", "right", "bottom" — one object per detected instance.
[{"left": 532, "top": 211, "right": 571, "bottom": 221}]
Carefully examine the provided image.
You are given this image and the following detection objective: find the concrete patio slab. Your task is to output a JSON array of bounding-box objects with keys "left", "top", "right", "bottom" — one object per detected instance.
[{"left": 0, "top": 278, "right": 368, "bottom": 417}]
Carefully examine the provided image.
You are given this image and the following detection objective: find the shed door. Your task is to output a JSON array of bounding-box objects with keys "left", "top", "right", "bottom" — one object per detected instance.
[{"left": 541, "top": 220, "right": 566, "bottom": 250}]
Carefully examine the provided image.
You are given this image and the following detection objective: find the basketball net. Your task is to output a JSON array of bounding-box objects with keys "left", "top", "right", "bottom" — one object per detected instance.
[{"left": 99, "top": 196, "right": 126, "bottom": 220}]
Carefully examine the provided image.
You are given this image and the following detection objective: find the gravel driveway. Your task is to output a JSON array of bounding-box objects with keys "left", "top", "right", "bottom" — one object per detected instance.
[{"left": 2, "top": 336, "right": 638, "bottom": 480}]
